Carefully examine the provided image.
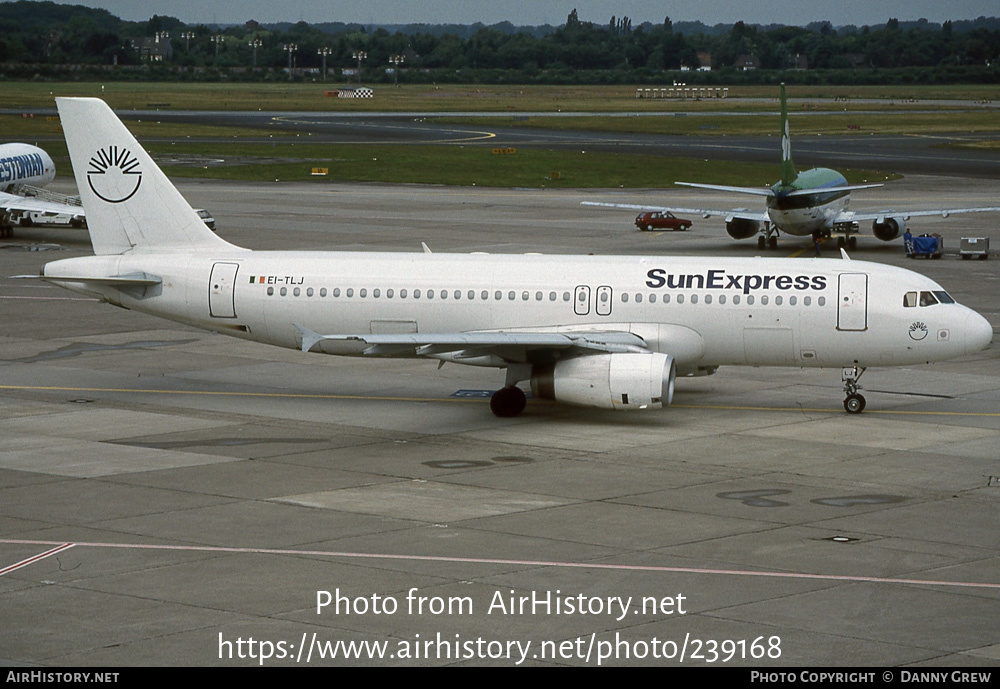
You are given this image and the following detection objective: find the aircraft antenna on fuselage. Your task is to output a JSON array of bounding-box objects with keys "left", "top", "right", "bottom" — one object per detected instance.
[{"left": 779, "top": 83, "right": 796, "bottom": 188}]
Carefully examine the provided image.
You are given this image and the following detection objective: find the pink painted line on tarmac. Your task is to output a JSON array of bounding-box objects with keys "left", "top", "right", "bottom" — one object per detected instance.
[
  {"left": 0, "top": 295, "right": 94, "bottom": 301},
  {"left": 2, "top": 538, "right": 998, "bottom": 590},
  {"left": 0, "top": 542, "right": 75, "bottom": 576}
]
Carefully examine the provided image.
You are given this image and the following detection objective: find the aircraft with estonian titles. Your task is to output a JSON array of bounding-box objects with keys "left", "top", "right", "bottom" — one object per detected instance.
[
  {"left": 19, "top": 98, "right": 993, "bottom": 417},
  {"left": 0, "top": 143, "right": 88, "bottom": 236},
  {"left": 584, "top": 84, "right": 1000, "bottom": 250}
]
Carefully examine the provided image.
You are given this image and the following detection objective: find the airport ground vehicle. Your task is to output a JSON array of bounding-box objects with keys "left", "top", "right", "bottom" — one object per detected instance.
[
  {"left": 635, "top": 211, "right": 691, "bottom": 231},
  {"left": 906, "top": 233, "right": 943, "bottom": 259}
]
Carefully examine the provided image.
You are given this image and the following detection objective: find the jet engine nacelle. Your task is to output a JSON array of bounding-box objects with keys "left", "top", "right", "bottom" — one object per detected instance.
[
  {"left": 872, "top": 216, "right": 905, "bottom": 242},
  {"left": 530, "top": 352, "right": 676, "bottom": 410},
  {"left": 726, "top": 218, "right": 760, "bottom": 240}
]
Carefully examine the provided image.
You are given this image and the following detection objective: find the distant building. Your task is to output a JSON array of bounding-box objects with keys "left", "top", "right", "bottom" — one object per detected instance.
[
  {"left": 696, "top": 52, "right": 712, "bottom": 71},
  {"left": 789, "top": 53, "right": 808, "bottom": 70},
  {"left": 735, "top": 54, "right": 759, "bottom": 71},
  {"left": 133, "top": 35, "right": 173, "bottom": 62}
]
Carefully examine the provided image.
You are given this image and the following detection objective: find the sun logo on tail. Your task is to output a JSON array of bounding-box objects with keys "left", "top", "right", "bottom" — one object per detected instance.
[{"left": 87, "top": 146, "right": 142, "bottom": 203}]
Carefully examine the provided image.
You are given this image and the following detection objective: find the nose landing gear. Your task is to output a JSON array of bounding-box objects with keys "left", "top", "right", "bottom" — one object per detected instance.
[{"left": 842, "top": 366, "right": 867, "bottom": 414}]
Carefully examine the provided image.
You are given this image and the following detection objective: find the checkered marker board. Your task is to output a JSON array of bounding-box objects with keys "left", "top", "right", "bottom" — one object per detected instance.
[{"left": 338, "top": 87, "right": 373, "bottom": 98}]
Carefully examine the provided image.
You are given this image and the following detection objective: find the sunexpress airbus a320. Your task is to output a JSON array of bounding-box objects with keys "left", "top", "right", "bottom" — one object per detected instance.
[
  {"left": 586, "top": 84, "right": 1000, "bottom": 250},
  {"left": 25, "top": 98, "right": 992, "bottom": 417}
]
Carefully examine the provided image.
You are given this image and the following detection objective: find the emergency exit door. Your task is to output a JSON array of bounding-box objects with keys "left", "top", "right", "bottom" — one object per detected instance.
[{"left": 573, "top": 285, "right": 613, "bottom": 317}]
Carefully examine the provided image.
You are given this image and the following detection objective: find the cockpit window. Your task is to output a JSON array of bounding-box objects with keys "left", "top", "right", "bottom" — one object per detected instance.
[
  {"left": 903, "top": 292, "right": 917, "bottom": 308},
  {"left": 933, "top": 291, "right": 955, "bottom": 304},
  {"left": 919, "top": 291, "right": 938, "bottom": 307}
]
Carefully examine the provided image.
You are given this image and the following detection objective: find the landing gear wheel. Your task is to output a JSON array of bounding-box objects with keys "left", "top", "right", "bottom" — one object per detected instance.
[
  {"left": 768, "top": 236, "right": 778, "bottom": 249},
  {"left": 837, "top": 236, "right": 846, "bottom": 248},
  {"left": 757, "top": 236, "right": 766, "bottom": 249},
  {"left": 490, "top": 386, "right": 527, "bottom": 418},
  {"left": 844, "top": 393, "right": 866, "bottom": 414},
  {"left": 848, "top": 236, "right": 857, "bottom": 250}
]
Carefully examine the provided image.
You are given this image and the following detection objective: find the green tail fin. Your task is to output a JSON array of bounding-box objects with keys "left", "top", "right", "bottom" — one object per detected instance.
[{"left": 779, "top": 83, "right": 796, "bottom": 187}]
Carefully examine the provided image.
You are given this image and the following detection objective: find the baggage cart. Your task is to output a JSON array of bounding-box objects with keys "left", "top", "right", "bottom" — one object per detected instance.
[
  {"left": 907, "top": 233, "right": 943, "bottom": 259},
  {"left": 959, "top": 237, "right": 989, "bottom": 260}
]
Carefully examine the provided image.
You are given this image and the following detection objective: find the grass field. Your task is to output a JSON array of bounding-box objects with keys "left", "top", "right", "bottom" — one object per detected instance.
[
  {"left": 0, "top": 82, "right": 977, "bottom": 187},
  {"left": 144, "top": 142, "right": 896, "bottom": 188},
  {"left": 3, "top": 82, "right": 999, "bottom": 113}
]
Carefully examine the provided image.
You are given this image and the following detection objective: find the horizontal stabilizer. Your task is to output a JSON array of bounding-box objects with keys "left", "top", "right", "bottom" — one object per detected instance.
[{"left": 13, "top": 272, "right": 161, "bottom": 286}]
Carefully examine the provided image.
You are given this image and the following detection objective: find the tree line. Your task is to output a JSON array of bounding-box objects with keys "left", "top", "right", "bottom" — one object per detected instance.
[{"left": 1, "top": 2, "right": 998, "bottom": 83}]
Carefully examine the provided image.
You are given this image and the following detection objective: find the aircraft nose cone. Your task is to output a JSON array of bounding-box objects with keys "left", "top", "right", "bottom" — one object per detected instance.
[{"left": 965, "top": 310, "right": 993, "bottom": 354}]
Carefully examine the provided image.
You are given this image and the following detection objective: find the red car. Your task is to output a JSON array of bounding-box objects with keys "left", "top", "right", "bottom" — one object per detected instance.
[{"left": 635, "top": 211, "right": 692, "bottom": 231}]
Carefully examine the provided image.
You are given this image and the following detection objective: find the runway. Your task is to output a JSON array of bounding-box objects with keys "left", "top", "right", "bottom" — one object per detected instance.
[
  {"left": 1, "top": 176, "right": 999, "bottom": 666},
  {"left": 7, "top": 103, "right": 1000, "bottom": 178},
  {"left": 173, "top": 110, "right": 1000, "bottom": 179}
]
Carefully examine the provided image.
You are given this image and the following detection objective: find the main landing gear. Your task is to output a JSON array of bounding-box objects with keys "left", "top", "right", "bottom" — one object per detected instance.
[
  {"left": 836, "top": 235, "right": 858, "bottom": 251},
  {"left": 757, "top": 224, "right": 779, "bottom": 250},
  {"left": 842, "top": 366, "right": 867, "bottom": 414}
]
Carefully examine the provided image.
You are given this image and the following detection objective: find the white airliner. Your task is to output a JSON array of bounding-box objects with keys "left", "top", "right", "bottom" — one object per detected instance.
[
  {"left": 0, "top": 142, "right": 86, "bottom": 235},
  {"left": 585, "top": 85, "right": 1000, "bottom": 250},
  {"left": 21, "top": 97, "right": 993, "bottom": 417},
  {"left": 0, "top": 142, "right": 56, "bottom": 191}
]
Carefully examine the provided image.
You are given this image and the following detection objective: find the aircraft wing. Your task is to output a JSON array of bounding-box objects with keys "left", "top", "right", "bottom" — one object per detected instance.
[
  {"left": 675, "top": 182, "right": 775, "bottom": 197},
  {"left": 0, "top": 190, "right": 86, "bottom": 218},
  {"left": 582, "top": 201, "right": 769, "bottom": 223},
  {"left": 295, "top": 324, "right": 649, "bottom": 361},
  {"left": 839, "top": 207, "right": 1000, "bottom": 223}
]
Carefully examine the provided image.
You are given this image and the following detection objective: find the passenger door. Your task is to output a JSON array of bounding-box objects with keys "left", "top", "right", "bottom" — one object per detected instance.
[
  {"left": 209, "top": 262, "right": 239, "bottom": 318},
  {"left": 837, "top": 273, "right": 868, "bottom": 331}
]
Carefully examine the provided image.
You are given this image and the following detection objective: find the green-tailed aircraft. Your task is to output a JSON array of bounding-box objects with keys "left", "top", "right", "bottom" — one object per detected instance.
[{"left": 587, "top": 84, "right": 1000, "bottom": 250}]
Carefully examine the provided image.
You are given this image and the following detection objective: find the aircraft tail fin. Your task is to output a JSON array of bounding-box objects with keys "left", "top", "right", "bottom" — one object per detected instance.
[
  {"left": 779, "top": 83, "right": 796, "bottom": 187},
  {"left": 56, "top": 97, "right": 238, "bottom": 256}
]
